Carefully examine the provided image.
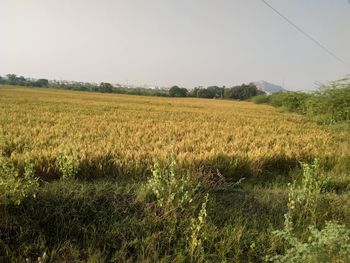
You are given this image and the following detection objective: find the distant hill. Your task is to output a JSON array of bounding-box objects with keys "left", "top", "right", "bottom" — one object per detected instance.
[{"left": 254, "top": 81, "right": 285, "bottom": 94}]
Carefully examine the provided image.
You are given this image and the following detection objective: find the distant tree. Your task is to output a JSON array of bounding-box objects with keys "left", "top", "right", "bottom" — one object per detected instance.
[
  {"left": 224, "top": 83, "right": 261, "bottom": 100},
  {"left": 33, "top": 79, "right": 49, "bottom": 87},
  {"left": 99, "top": 82, "right": 113, "bottom": 93},
  {"left": 189, "top": 86, "right": 224, "bottom": 99},
  {"left": 169, "top": 86, "right": 188, "bottom": 97},
  {"left": 188, "top": 87, "right": 201, "bottom": 97},
  {"left": 223, "top": 87, "right": 232, "bottom": 99},
  {"left": 207, "top": 86, "right": 224, "bottom": 98},
  {"left": 196, "top": 88, "right": 212, "bottom": 98},
  {"left": 6, "top": 74, "right": 18, "bottom": 85},
  {"left": 16, "top": 76, "right": 26, "bottom": 85}
]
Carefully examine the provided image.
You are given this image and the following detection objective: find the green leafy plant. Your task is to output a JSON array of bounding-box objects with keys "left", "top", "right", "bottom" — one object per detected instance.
[
  {"left": 0, "top": 155, "right": 39, "bottom": 205},
  {"left": 268, "top": 221, "right": 350, "bottom": 263},
  {"left": 140, "top": 153, "right": 212, "bottom": 262},
  {"left": 188, "top": 193, "right": 209, "bottom": 261},
  {"left": 287, "top": 159, "right": 326, "bottom": 224},
  {"left": 266, "top": 159, "right": 350, "bottom": 262},
  {"left": 57, "top": 150, "right": 80, "bottom": 180},
  {"left": 143, "top": 153, "right": 199, "bottom": 213}
]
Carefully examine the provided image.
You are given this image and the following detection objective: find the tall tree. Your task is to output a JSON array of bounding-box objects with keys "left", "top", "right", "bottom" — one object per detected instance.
[{"left": 169, "top": 86, "right": 188, "bottom": 97}]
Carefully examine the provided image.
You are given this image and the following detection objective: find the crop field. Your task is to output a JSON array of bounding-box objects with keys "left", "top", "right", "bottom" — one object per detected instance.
[
  {"left": 1, "top": 86, "right": 348, "bottom": 180},
  {"left": 1, "top": 86, "right": 350, "bottom": 262}
]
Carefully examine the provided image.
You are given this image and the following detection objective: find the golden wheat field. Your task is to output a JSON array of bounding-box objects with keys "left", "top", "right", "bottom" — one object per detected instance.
[{"left": 0, "top": 86, "right": 348, "bottom": 180}]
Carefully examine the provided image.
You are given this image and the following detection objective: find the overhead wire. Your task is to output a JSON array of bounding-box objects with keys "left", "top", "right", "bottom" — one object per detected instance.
[{"left": 260, "top": 0, "right": 350, "bottom": 68}]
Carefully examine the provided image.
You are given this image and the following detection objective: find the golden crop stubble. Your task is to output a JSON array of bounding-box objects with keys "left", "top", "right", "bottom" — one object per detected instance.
[{"left": 0, "top": 86, "right": 347, "bottom": 179}]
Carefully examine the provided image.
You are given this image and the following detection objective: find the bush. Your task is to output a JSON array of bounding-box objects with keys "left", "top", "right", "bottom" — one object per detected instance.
[
  {"left": 57, "top": 150, "right": 80, "bottom": 180},
  {"left": 267, "top": 221, "right": 350, "bottom": 263},
  {"left": 266, "top": 159, "right": 350, "bottom": 262},
  {"left": 251, "top": 94, "right": 270, "bottom": 104},
  {"left": 268, "top": 92, "right": 311, "bottom": 113},
  {"left": 0, "top": 155, "right": 39, "bottom": 205},
  {"left": 305, "top": 82, "right": 350, "bottom": 124},
  {"left": 253, "top": 78, "right": 350, "bottom": 125},
  {"left": 139, "top": 153, "right": 211, "bottom": 261},
  {"left": 141, "top": 153, "right": 199, "bottom": 213},
  {"left": 287, "top": 159, "right": 327, "bottom": 224}
]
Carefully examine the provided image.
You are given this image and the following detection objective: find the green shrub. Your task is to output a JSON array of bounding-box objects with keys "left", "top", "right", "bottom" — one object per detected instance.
[
  {"left": 251, "top": 94, "right": 270, "bottom": 104},
  {"left": 266, "top": 159, "right": 349, "bottom": 262},
  {"left": 267, "top": 221, "right": 350, "bottom": 263},
  {"left": 0, "top": 155, "right": 39, "bottom": 205},
  {"left": 142, "top": 153, "right": 199, "bottom": 213},
  {"left": 140, "top": 153, "right": 211, "bottom": 261},
  {"left": 306, "top": 81, "right": 350, "bottom": 124},
  {"left": 57, "top": 150, "right": 80, "bottom": 180},
  {"left": 268, "top": 92, "right": 311, "bottom": 113},
  {"left": 287, "top": 159, "right": 326, "bottom": 224},
  {"left": 253, "top": 78, "right": 350, "bottom": 125}
]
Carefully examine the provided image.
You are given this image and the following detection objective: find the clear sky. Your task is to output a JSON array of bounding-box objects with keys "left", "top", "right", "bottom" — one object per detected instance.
[{"left": 1, "top": 0, "right": 349, "bottom": 90}]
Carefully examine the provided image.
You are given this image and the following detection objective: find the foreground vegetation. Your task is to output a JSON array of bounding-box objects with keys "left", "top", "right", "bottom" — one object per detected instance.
[{"left": 0, "top": 86, "right": 349, "bottom": 262}]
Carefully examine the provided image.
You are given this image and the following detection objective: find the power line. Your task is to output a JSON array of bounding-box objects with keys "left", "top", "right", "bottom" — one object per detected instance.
[{"left": 260, "top": 0, "right": 350, "bottom": 68}]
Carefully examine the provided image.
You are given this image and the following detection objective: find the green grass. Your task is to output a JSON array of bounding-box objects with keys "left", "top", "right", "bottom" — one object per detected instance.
[{"left": 1, "top": 162, "right": 349, "bottom": 262}]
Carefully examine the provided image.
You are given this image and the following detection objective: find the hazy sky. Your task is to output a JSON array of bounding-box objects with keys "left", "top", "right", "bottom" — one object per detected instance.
[{"left": 1, "top": 0, "right": 349, "bottom": 90}]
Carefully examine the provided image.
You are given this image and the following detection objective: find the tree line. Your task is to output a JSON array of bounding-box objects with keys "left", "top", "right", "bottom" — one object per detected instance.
[
  {"left": 0, "top": 74, "right": 49, "bottom": 87},
  {"left": 0, "top": 74, "right": 265, "bottom": 101},
  {"left": 0, "top": 74, "right": 169, "bottom": 96}
]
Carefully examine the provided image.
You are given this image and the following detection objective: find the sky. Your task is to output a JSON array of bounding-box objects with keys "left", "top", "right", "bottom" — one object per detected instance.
[{"left": 0, "top": 0, "right": 349, "bottom": 91}]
